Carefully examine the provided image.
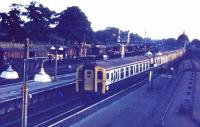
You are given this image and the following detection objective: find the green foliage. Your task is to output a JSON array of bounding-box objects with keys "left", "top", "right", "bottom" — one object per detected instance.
[
  {"left": 24, "top": 1, "right": 56, "bottom": 41},
  {"left": 0, "top": 4, "right": 24, "bottom": 41},
  {"left": 130, "top": 33, "right": 144, "bottom": 44},
  {"left": 177, "top": 32, "right": 189, "bottom": 47},
  {"left": 95, "top": 27, "right": 144, "bottom": 45},
  {"left": 163, "top": 38, "right": 178, "bottom": 49},
  {"left": 95, "top": 27, "right": 119, "bottom": 45},
  {"left": 0, "top": 1, "right": 191, "bottom": 48},
  {"left": 56, "top": 6, "right": 93, "bottom": 45},
  {"left": 190, "top": 39, "right": 200, "bottom": 48}
]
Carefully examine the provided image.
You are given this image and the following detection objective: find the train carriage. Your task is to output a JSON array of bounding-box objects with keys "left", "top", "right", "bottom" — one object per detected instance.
[
  {"left": 0, "top": 47, "right": 49, "bottom": 66},
  {"left": 76, "top": 48, "right": 185, "bottom": 94}
]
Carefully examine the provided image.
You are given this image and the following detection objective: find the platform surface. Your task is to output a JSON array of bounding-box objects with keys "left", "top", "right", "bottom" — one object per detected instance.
[{"left": 0, "top": 73, "right": 76, "bottom": 103}]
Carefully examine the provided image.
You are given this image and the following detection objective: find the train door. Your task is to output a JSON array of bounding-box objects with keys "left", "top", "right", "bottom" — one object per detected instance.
[
  {"left": 84, "top": 70, "right": 94, "bottom": 91},
  {"left": 76, "top": 66, "right": 84, "bottom": 92},
  {"left": 97, "top": 71, "right": 103, "bottom": 93},
  {"left": 97, "top": 83, "right": 103, "bottom": 93}
]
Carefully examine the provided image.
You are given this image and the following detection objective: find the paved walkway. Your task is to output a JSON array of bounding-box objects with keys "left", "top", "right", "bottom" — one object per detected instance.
[{"left": 57, "top": 58, "right": 200, "bottom": 127}]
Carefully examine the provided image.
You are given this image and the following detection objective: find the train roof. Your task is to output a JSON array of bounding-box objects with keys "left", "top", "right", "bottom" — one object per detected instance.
[
  {"left": 95, "top": 48, "right": 184, "bottom": 70},
  {"left": 95, "top": 56, "right": 148, "bottom": 70}
]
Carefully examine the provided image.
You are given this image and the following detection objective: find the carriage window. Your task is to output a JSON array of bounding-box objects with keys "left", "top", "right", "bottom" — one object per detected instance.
[
  {"left": 143, "top": 63, "right": 145, "bottom": 71},
  {"left": 87, "top": 71, "right": 92, "bottom": 78},
  {"left": 126, "top": 67, "right": 129, "bottom": 77},
  {"left": 130, "top": 66, "right": 133, "bottom": 75},
  {"left": 115, "top": 71, "right": 118, "bottom": 81},
  {"left": 118, "top": 70, "right": 120, "bottom": 79},
  {"left": 120, "top": 68, "right": 124, "bottom": 79},
  {"left": 78, "top": 70, "right": 83, "bottom": 78},
  {"left": 140, "top": 64, "right": 142, "bottom": 72},
  {"left": 98, "top": 71, "right": 103, "bottom": 80},
  {"left": 106, "top": 73, "right": 109, "bottom": 80},
  {"left": 146, "top": 62, "right": 149, "bottom": 70},
  {"left": 136, "top": 65, "right": 139, "bottom": 73},
  {"left": 111, "top": 73, "right": 113, "bottom": 81}
]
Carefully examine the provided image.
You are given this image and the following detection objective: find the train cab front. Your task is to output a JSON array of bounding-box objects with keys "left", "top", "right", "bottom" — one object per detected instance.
[{"left": 76, "top": 64, "right": 96, "bottom": 94}]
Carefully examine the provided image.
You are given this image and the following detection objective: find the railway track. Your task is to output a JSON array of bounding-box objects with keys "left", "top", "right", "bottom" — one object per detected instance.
[
  {"left": 0, "top": 77, "right": 148, "bottom": 127},
  {"left": 0, "top": 57, "right": 185, "bottom": 126},
  {"left": 0, "top": 90, "right": 80, "bottom": 127},
  {"left": 1, "top": 64, "right": 169, "bottom": 127},
  {"left": 158, "top": 56, "right": 196, "bottom": 126},
  {"left": 33, "top": 77, "right": 149, "bottom": 127},
  {"left": 30, "top": 55, "right": 196, "bottom": 127},
  {"left": 0, "top": 70, "right": 149, "bottom": 127}
]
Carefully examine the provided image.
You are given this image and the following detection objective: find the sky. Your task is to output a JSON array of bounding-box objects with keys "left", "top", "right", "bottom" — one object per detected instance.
[{"left": 0, "top": 0, "right": 200, "bottom": 40}]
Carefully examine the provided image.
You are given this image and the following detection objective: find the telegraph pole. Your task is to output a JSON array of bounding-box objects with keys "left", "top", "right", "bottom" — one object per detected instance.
[
  {"left": 144, "top": 26, "right": 147, "bottom": 53},
  {"left": 22, "top": 38, "right": 29, "bottom": 127}
]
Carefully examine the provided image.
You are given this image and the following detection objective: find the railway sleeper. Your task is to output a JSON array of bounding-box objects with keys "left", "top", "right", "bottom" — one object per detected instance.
[{"left": 178, "top": 98, "right": 193, "bottom": 115}]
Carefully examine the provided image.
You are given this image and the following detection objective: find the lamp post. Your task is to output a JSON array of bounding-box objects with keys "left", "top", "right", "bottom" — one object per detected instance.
[
  {"left": 145, "top": 50, "right": 162, "bottom": 90},
  {"left": 144, "top": 26, "right": 147, "bottom": 53},
  {"left": 22, "top": 38, "right": 29, "bottom": 127},
  {"left": 0, "top": 38, "right": 51, "bottom": 127},
  {"left": 50, "top": 44, "right": 64, "bottom": 82}
]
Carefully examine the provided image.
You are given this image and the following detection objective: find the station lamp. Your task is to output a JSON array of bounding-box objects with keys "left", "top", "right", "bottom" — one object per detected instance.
[
  {"left": 33, "top": 61, "right": 51, "bottom": 82},
  {"left": 0, "top": 38, "right": 51, "bottom": 127},
  {"left": 58, "top": 46, "right": 64, "bottom": 51},
  {"left": 50, "top": 44, "right": 64, "bottom": 82},
  {"left": 0, "top": 61, "right": 51, "bottom": 82},
  {"left": 146, "top": 50, "right": 153, "bottom": 56},
  {"left": 50, "top": 45, "right": 56, "bottom": 50},
  {"left": 156, "top": 51, "right": 162, "bottom": 56},
  {"left": 0, "top": 64, "right": 19, "bottom": 79},
  {"left": 145, "top": 50, "right": 162, "bottom": 90}
]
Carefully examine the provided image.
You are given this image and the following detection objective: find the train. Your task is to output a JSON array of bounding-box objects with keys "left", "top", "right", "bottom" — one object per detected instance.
[
  {"left": 0, "top": 47, "right": 50, "bottom": 66},
  {"left": 76, "top": 48, "right": 185, "bottom": 94},
  {"left": 0, "top": 43, "right": 156, "bottom": 67}
]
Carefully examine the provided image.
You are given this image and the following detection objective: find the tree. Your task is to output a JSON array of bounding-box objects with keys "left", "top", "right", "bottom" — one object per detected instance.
[
  {"left": 190, "top": 39, "right": 200, "bottom": 48},
  {"left": 0, "top": 12, "right": 10, "bottom": 40},
  {"left": 130, "top": 33, "right": 143, "bottom": 44},
  {"left": 94, "top": 28, "right": 146, "bottom": 45},
  {"left": 177, "top": 32, "right": 189, "bottom": 47},
  {"left": 0, "top": 4, "right": 25, "bottom": 41},
  {"left": 95, "top": 27, "right": 119, "bottom": 45},
  {"left": 24, "top": 1, "right": 56, "bottom": 41},
  {"left": 164, "top": 38, "right": 178, "bottom": 49},
  {"left": 56, "top": 6, "right": 93, "bottom": 44}
]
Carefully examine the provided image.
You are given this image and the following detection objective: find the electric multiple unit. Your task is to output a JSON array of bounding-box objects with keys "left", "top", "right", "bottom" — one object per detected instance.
[{"left": 76, "top": 48, "right": 185, "bottom": 94}]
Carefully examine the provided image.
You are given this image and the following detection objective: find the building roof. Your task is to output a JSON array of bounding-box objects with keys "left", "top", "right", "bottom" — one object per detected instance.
[{"left": 0, "top": 47, "right": 48, "bottom": 51}]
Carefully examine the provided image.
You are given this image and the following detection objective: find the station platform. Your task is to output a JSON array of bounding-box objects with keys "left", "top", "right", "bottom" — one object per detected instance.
[
  {"left": 56, "top": 58, "right": 200, "bottom": 127},
  {"left": 0, "top": 73, "right": 76, "bottom": 103}
]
